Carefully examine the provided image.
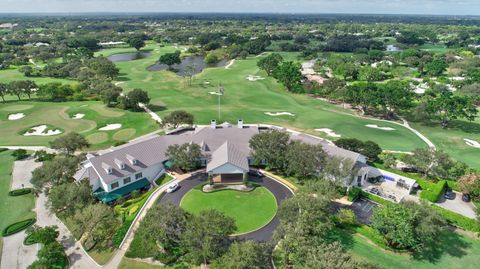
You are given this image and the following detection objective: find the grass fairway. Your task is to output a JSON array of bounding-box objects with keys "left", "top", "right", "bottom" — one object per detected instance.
[
  {"left": 0, "top": 101, "right": 157, "bottom": 149},
  {"left": 180, "top": 186, "right": 278, "bottom": 234},
  {"left": 111, "top": 45, "right": 427, "bottom": 152},
  {"left": 346, "top": 231, "right": 480, "bottom": 269},
  {"left": 0, "top": 150, "right": 36, "bottom": 233}
]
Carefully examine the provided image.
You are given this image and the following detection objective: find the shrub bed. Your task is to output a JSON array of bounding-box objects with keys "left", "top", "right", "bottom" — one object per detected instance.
[
  {"left": 112, "top": 219, "right": 133, "bottom": 247},
  {"left": 2, "top": 218, "right": 36, "bottom": 236},
  {"left": 8, "top": 188, "right": 33, "bottom": 196},
  {"left": 432, "top": 205, "right": 480, "bottom": 233}
]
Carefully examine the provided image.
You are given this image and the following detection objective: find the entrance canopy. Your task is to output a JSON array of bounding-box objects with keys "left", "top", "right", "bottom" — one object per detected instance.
[{"left": 206, "top": 141, "right": 249, "bottom": 183}]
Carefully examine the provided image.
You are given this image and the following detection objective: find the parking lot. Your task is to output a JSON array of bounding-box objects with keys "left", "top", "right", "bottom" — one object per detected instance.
[{"left": 350, "top": 198, "right": 377, "bottom": 224}]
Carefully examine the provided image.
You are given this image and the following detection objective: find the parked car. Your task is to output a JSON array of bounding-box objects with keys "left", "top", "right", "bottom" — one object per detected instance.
[
  {"left": 462, "top": 193, "right": 471, "bottom": 203},
  {"left": 444, "top": 189, "right": 455, "bottom": 200},
  {"left": 248, "top": 169, "right": 263, "bottom": 177},
  {"left": 166, "top": 182, "right": 179, "bottom": 193}
]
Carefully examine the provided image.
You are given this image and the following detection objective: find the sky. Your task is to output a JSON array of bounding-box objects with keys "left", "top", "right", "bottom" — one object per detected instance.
[{"left": 1, "top": 0, "right": 480, "bottom": 15}]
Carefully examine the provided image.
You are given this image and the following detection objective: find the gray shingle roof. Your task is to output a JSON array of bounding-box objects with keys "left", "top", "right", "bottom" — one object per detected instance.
[
  {"left": 206, "top": 141, "right": 249, "bottom": 172},
  {"left": 86, "top": 125, "right": 364, "bottom": 184}
]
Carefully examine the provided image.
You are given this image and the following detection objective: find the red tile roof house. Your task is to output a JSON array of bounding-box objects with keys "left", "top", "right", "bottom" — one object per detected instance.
[{"left": 74, "top": 120, "right": 371, "bottom": 203}]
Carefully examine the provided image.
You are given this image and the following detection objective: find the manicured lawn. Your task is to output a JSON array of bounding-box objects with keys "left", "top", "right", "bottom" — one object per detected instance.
[
  {"left": 180, "top": 186, "right": 278, "bottom": 234},
  {"left": 88, "top": 249, "right": 115, "bottom": 265},
  {"left": 154, "top": 173, "right": 174, "bottom": 186},
  {"left": 0, "top": 150, "right": 36, "bottom": 233},
  {"left": 410, "top": 119, "right": 480, "bottom": 169},
  {"left": 111, "top": 44, "right": 427, "bottom": 153},
  {"left": 0, "top": 100, "right": 158, "bottom": 149},
  {"left": 347, "top": 231, "right": 480, "bottom": 269}
]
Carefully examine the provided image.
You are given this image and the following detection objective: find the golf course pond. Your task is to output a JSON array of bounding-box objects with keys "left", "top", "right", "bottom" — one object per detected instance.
[
  {"left": 147, "top": 55, "right": 228, "bottom": 76},
  {"left": 107, "top": 52, "right": 151, "bottom": 62}
]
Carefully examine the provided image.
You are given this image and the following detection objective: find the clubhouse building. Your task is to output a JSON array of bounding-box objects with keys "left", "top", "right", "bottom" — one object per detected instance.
[{"left": 74, "top": 120, "right": 413, "bottom": 203}]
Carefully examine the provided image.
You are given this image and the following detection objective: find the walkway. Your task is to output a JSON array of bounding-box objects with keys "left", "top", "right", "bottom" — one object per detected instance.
[
  {"left": 0, "top": 146, "right": 56, "bottom": 152},
  {"left": 138, "top": 103, "right": 162, "bottom": 124}
]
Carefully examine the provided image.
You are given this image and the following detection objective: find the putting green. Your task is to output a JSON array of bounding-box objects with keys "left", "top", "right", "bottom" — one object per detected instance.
[
  {"left": 113, "top": 128, "right": 136, "bottom": 141},
  {"left": 2, "top": 104, "right": 34, "bottom": 112},
  {"left": 86, "top": 132, "right": 109, "bottom": 144},
  {"left": 180, "top": 186, "right": 278, "bottom": 234}
]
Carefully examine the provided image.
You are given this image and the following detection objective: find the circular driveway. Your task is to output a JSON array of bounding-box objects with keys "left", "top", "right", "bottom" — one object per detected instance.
[{"left": 158, "top": 173, "right": 293, "bottom": 241}]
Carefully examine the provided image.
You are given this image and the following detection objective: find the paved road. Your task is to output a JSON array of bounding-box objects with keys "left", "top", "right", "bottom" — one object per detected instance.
[
  {"left": 158, "top": 174, "right": 293, "bottom": 242},
  {"left": 11, "top": 157, "right": 42, "bottom": 190}
]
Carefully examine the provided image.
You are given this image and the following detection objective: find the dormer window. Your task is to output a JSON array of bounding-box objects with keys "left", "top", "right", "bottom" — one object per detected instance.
[
  {"left": 126, "top": 154, "right": 138, "bottom": 165},
  {"left": 102, "top": 162, "right": 113, "bottom": 174},
  {"left": 114, "top": 158, "right": 126, "bottom": 169}
]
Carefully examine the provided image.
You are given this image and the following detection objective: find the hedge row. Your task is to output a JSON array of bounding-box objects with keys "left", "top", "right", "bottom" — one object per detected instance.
[
  {"left": 358, "top": 188, "right": 392, "bottom": 206},
  {"left": 432, "top": 205, "right": 480, "bottom": 233},
  {"left": 2, "top": 218, "right": 36, "bottom": 237},
  {"left": 23, "top": 233, "right": 38, "bottom": 245},
  {"left": 8, "top": 188, "right": 33, "bottom": 196},
  {"left": 418, "top": 179, "right": 446, "bottom": 202},
  {"left": 113, "top": 219, "right": 133, "bottom": 247},
  {"left": 0, "top": 148, "right": 7, "bottom": 153}
]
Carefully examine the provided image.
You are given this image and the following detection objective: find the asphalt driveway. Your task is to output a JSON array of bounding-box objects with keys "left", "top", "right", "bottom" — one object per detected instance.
[
  {"left": 436, "top": 191, "right": 477, "bottom": 219},
  {"left": 158, "top": 174, "right": 293, "bottom": 241}
]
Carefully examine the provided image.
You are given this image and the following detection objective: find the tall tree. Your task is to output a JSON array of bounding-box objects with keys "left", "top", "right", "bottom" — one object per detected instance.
[
  {"left": 0, "top": 82, "right": 7, "bottom": 102},
  {"left": 165, "top": 143, "right": 202, "bottom": 172},
  {"left": 31, "top": 155, "right": 82, "bottom": 191},
  {"left": 181, "top": 210, "right": 236, "bottom": 265},
  {"left": 249, "top": 129, "right": 290, "bottom": 170},
  {"left": 426, "top": 92, "right": 477, "bottom": 128},
  {"left": 371, "top": 201, "right": 446, "bottom": 252},
  {"left": 121, "top": 88, "right": 150, "bottom": 111},
  {"left": 26, "top": 226, "right": 59, "bottom": 245},
  {"left": 50, "top": 132, "right": 89, "bottom": 155},
  {"left": 211, "top": 241, "right": 271, "bottom": 269},
  {"left": 344, "top": 82, "right": 380, "bottom": 114},
  {"left": 162, "top": 110, "right": 194, "bottom": 128},
  {"left": 128, "top": 37, "right": 145, "bottom": 51},
  {"left": 257, "top": 53, "right": 283, "bottom": 76},
  {"left": 159, "top": 51, "right": 181, "bottom": 68},
  {"left": 70, "top": 203, "right": 117, "bottom": 246},
  {"left": 378, "top": 80, "right": 414, "bottom": 119},
  {"left": 28, "top": 241, "right": 67, "bottom": 269},
  {"left": 48, "top": 181, "right": 93, "bottom": 215},
  {"left": 273, "top": 61, "right": 303, "bottom": 92},
  {"left": 285, "top": 140, "right": 326, "bottom": 179}
]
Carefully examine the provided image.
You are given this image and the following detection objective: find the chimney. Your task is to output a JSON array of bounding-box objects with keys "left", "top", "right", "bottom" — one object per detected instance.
[
  {"left": 211, "top": 119, "right": 216, "bottom": 129},
  {"left": 237, "top": 119, "right": 243, "bottom": 129}
]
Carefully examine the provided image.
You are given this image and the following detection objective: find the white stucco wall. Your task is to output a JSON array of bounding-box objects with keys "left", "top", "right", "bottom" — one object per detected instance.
[{"left": 104, "top": 163, "right": 165, "bottom": 192}]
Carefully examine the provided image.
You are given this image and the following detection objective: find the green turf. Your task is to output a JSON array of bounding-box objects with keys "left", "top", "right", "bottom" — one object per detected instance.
[
  {"left": 0, "top": 101, "right": 157, "bottom": 149},
  {"left": 346, "top": 231, "right": 480, "bottom": 269},
  {"left": 180, "top": 186, "right": 278, "bottom": 234},
  {"left": 110, "top": 44, "right": 427, "bottom": 152},
  {"left": 0, "top": 150, "right": 36, "bottom": 233}
]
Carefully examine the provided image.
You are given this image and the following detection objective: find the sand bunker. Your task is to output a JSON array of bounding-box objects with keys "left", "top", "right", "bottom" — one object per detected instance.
[
  {"left": 315, "top": 128, "right": 341, "bottom": 138},
  {"left": 24, "top": 125, "right": 62, "bottom": 136},
  {"left": 8, "top": 113, "right": 25, "bottom": 120},
  {"left": 114, "top": 82, "right": 124, "bottom": 86},
  {"left": 246, "top": 75, "right": 265, "bottom": 81},
  {"left": 265, "top": 112, "right": 295, "bottom": 117},
  {"left": 80, "top": 104, "right": 89, "bottom": 107},
  {"left": 72, "top": 113, "right": 85, "bottom": 119},
  {"left": 99, "top": 124, "right": 122, "bottom": 131},
  {"left": 464, "top": 138, "right": 480, "bottom": 149},
  {"left": 208, "top": 91, "right": 222, "bottom": 95},
  {"left": 366, "top": 124, "right": 395, "bottom": 131}
]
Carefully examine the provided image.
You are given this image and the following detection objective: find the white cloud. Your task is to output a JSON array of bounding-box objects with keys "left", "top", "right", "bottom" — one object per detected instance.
[{"left": 1, "top": 0, "right": 479, "bottom": 14}]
